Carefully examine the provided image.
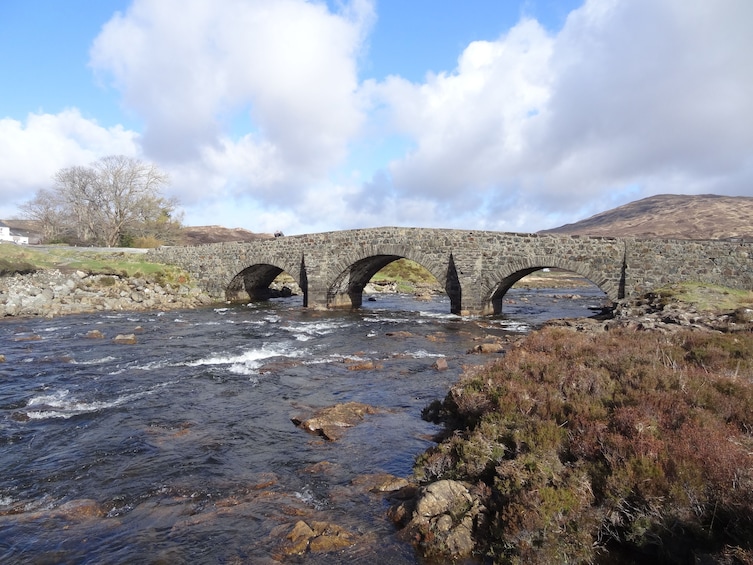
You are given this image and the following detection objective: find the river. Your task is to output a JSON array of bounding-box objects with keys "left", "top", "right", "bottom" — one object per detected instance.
[{"left": 0, "top": 287, "right": 606, "bottom": 564}]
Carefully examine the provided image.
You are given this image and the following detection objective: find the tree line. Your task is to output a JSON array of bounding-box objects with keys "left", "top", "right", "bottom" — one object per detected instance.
[{"left": 21, "top": 155, "right": 182, "bottom": 247}]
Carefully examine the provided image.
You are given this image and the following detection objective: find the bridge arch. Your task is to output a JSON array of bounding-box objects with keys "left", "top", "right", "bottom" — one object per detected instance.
[
  {"left": 483, "top": 255, "right": 619, "bottom": 315},
  {"left": 324, "top": 246, "right": 454, "bottom": 311},
  {"left": 225, "top": 254, "right": 306, "bottom": 304}
]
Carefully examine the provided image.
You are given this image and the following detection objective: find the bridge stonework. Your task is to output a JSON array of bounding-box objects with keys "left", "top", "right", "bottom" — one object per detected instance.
[{"left": 147, "top": 227, "right": 753, "bottom": 315}]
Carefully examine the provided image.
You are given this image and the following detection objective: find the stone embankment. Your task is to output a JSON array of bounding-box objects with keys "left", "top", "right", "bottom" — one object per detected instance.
[{"left": 0, "top": 270, "right": 215, "bottom": 318}]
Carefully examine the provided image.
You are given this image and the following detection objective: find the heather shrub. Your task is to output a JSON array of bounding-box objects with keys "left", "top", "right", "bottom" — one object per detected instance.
[{"left": 416, "top": 327, "right": 753, "bottom": 563}]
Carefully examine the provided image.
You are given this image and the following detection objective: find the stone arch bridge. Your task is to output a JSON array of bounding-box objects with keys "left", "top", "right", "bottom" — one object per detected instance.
[{"left": 148, "top": 227, "right": 753, "bottom": 316}]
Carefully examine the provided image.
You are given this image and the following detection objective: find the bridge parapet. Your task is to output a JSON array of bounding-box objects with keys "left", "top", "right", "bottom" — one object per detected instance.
[{"left": 147, "top": 228, "right": 753, "bottom": 315}]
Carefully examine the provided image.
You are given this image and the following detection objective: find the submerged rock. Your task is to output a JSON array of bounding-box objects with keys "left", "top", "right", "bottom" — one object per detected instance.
[{"left": 281, "top": 520, "right": 356, "bottom": 555}]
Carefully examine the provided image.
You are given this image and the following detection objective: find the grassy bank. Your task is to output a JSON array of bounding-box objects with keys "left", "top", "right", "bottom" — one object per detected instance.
[
  {"left": 0, "top": 243, "right": 187, "bottom": 283},
  {"left": 415, "top": 298, "right": 753, "bottom": 563},
  {"left": 647, "top": 281, "right": 753, "bottom": 313}
]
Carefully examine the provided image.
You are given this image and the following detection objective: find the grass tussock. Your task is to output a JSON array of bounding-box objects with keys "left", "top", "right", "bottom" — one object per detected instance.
[{"left": 418, "top": 327, "right": 753, "bottom": 564}]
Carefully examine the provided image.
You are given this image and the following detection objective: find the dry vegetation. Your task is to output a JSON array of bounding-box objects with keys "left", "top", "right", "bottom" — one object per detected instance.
[
  {"left": 418, "top": 326, "right": 753, "bottom": 563},
  {"left": 180, "top": 225, "right": 273, "bottom": 245}
]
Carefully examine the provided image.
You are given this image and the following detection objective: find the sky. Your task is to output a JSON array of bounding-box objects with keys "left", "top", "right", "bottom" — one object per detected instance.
[{"left": 1, "top": 0, "right": 752, "bottom": 235}]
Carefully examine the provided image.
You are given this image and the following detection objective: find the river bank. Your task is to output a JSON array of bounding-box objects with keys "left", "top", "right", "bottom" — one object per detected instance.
[
  {"left": 0, "top": 268, "right": 215, "bottom": 317},
  {"left": 390, "top": 287, "right": 753, "bottom": 564}
]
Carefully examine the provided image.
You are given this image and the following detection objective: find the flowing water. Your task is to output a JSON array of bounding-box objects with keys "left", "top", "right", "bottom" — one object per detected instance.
[{"left": 0, "top": 287, "right": 607, "bottom": 564}]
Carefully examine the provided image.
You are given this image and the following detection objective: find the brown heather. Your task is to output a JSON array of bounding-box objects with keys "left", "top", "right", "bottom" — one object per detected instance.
[{"left": 417, "top": 327, "right": 753, "bottom": 564}]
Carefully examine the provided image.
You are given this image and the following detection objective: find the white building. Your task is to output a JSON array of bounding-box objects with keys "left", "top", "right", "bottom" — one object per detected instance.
[{"left": 0, "top": 221, "right": 29, "bottom": 245}]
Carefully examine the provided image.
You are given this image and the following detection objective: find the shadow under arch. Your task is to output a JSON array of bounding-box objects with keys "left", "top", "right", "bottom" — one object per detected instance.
[
  {"left": 327, "top": 254, "right": 446, "bottom": 310},
  {"left": 226, "top": 263, "right": 305, "bottom": 304},
  {"left": 486, "top": 259, "right": 616, "bottom": 316}
]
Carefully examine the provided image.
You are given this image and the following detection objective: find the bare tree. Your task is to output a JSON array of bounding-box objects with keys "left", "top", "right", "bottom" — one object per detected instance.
[
  {"left": 23, "top": 156, "right": 179, "bottom": 247},
  {"left": 19, "top": 188, "right": 66, "bottom": 242},
  {"left": 89, "top": 156, "right": 170, "bottom": 247},
  {"left": 53, "top": 165, "right": 99, "bottom": 243}
]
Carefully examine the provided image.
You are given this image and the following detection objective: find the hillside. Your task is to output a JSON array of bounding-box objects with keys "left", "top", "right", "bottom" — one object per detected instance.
[
  {"left": 542, "top": 194, "right": 753, "bottom": 240},
  {"left": 180, "top": 225, "right": 273, "bottom": 245}
]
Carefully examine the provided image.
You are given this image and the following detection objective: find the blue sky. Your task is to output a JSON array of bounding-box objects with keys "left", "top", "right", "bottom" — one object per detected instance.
[{"left": 1, "top": 0, "right": 751, "bottom": 235}]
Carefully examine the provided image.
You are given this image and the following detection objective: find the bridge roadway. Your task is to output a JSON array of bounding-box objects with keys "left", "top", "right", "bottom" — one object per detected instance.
[{"left": 148, "top": 227, "right": 753, "bottom": 315}]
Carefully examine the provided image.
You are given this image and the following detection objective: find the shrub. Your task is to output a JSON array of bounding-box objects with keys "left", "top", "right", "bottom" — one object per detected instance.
[
  {"left": 132, "top": 236, "right": 163, "bottom": 248},
  {"left": 416, "top": 327, "right": 753, "bottom": 563}
]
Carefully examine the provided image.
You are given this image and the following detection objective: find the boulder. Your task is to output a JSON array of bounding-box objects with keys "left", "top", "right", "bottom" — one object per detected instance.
[
  {"left": 113, "top": 333, "right": 137, "bottom": 345},
  {"left": 345, "top": 360, "right": 381, "bottom": 371},
  {"left": 433, "top": 358, "right": 449, "bottom": 371},
  {"left": 468, "top": 342, "right": 505, "bottom": 354},
  {"left": 291, "top": 402, "right": 379, "bottom": 441},
  {"left": 395, "top": 479, "right": 483, "bottom": 560},
  {"left": 734, "top": 307, "right": 753, "bottom": 323}
]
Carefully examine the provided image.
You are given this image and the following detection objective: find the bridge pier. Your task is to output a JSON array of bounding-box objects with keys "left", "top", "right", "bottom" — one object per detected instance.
[{"left": 327, "top": 292, "right": 358, "bottom": 309}]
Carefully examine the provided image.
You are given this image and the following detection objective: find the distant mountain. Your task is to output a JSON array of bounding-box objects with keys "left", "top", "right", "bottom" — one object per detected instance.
[
  {"left": 180, "top": 225, "right": 274, "bottom": 245},
  {"left": 541, "top": 194, "right": 753, "bottom": 240}
]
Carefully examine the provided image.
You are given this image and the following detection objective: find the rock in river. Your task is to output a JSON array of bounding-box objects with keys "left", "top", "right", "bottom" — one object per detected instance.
[{"left": 291, "top": 401, "right": 379, "bottom": 441}]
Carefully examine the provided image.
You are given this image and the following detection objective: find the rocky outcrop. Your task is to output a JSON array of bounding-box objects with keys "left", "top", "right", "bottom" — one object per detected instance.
[
  {"left": 544, "top": 291, "right": 753, "bottom": 334},
  {"left": 605, "top": 293, "right": 753, "bottom": 333},
  {"left": 390, "top": 480, "right": 485, "bottom": 560},
  {"left": 0, "top": 269, "right": 215, "bottom": 318}
]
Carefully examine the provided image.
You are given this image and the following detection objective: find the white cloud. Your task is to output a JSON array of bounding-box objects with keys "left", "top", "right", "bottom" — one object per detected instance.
[
  {"left": 361, "top": 0, "right": 753, "bottom": 230},
  {"left": 90, "top": 0, "right": 372, "bottom": 176},
  {"left": 530, "top": 0, "right": 753, "bottom": 208},
  {"left": 370, "top": 18, "right": 553, "bottom": 204},
  {"left": 83, "top": 0, "right": 376, "bottom": 232},
  {"left": 0, "top": 109, "right": 139, "bottom": 216}
]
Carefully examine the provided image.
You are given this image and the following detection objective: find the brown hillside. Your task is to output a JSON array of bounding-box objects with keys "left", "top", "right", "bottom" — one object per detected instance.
[
  {"left": 180, "top": 225, "right": 274, "bottom": 245},
  {"left": 541, "top": 194, "right": 753, "bottom": 240}
]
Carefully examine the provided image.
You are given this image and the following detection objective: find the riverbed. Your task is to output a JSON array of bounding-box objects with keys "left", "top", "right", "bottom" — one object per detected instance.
[{"left": 0, "top": 288, "right": 607, "bottom": 564}]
